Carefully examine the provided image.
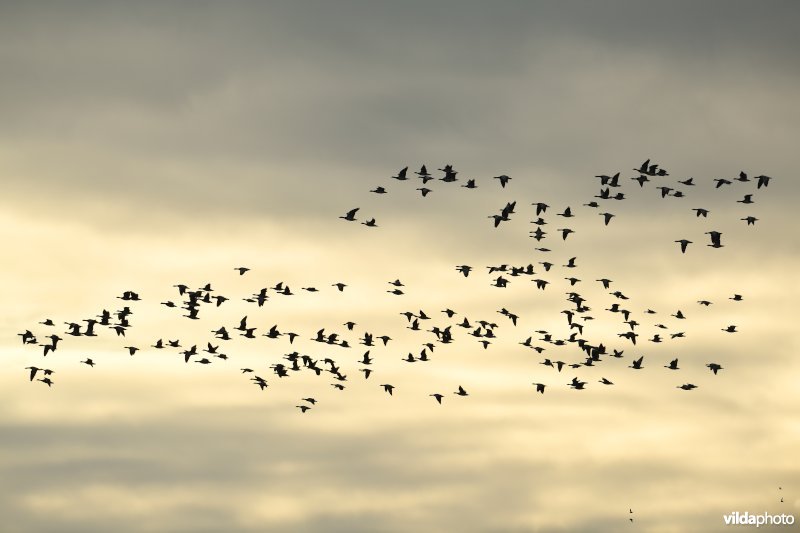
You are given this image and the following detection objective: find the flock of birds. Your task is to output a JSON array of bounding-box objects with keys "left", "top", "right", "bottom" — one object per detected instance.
[
  {"left": 12, "top": 159, "right": 785, "bottom": 529},
  {"left": 342, "top": 160, "right": 770, "bottom": 254},
  {"left": 17, "top": 160, "right": 774, "bottom": 419}
]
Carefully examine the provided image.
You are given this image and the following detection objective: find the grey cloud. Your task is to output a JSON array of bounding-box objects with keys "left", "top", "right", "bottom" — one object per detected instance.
[{"left": 0, "top": 1, "right": 797, "bottom": 224}]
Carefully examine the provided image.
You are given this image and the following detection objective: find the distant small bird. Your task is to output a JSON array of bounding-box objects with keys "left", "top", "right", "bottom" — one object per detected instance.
[
  {"left": 25, "top": 366, "right": 45, "bottom": 381},
  {"left": 675, "top": 239, "right": 692, "bottom": 253},
  {"left": 380, "top": 384, "right": 395, "bottom": 395},
  {"left": 569, "top": 377, "right": 586, "bottom": 390},
  {"left": 494, "top": 175, "right": 511, "bottom": 188},
  {"left": 678, "top": 383, "right": 697, "bottom": 390},
  {"left": 599, "top": 212, "right": 614, "bottom": 225},
  {"left": 234, "top": 267, "right": 250, "bottom": 275},
  {"left": 557, "top": 228, "right": 575, "bottom": 240},
  {"left": 339, "top": 208, "right": 359, "bottom": 221},
  {"left": 416, "top": 165, "right": 432, "bottom": 182},
  {"left": 430, "top": 393, "right": 444, "bottom": 404},
  {"left": 391, "top": 167, "right": 408, "bottom": 180},
  {"left": 17, "top": 330, "right": 35, "bottom": 345},
  {"left": 456, "top": 265, "right": 472, "bottom": 277},
  {"left": 634, "top": 159, "right": 650, "bottom": 173}
]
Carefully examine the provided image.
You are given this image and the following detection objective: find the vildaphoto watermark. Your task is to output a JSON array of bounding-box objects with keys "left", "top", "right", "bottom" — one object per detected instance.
[{"left": 723, "top": 512, "right": 795, "bottom": 527}]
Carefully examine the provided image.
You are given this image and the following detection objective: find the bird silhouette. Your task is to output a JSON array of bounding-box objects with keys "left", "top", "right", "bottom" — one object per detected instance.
[
  {"left": 391, "top": 167, "right": 408, "bottom": 180},
  {"left": 339, "top": 208, "right": 359, "bottom": 221},
  {"left": 416, "top": 165, "right": 432, "bottom": 182},
  {"left": 494, "top": 175, "right": 511, "bottom": 188},
  {"left": 675, "top": 239, "right": 692, "bottom": 253},
  {"left": 599, "top": 212, "right": 614, "bottom": 225}
]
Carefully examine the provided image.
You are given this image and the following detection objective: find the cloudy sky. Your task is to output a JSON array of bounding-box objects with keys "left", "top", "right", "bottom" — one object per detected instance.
[{"left": 1, "top": 2, "right": 798, "bottom": 532}]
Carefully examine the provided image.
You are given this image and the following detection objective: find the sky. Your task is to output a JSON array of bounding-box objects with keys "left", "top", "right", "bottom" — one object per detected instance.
[{"left": 1, "top": 2, "right": 799, "bottom": 532}]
